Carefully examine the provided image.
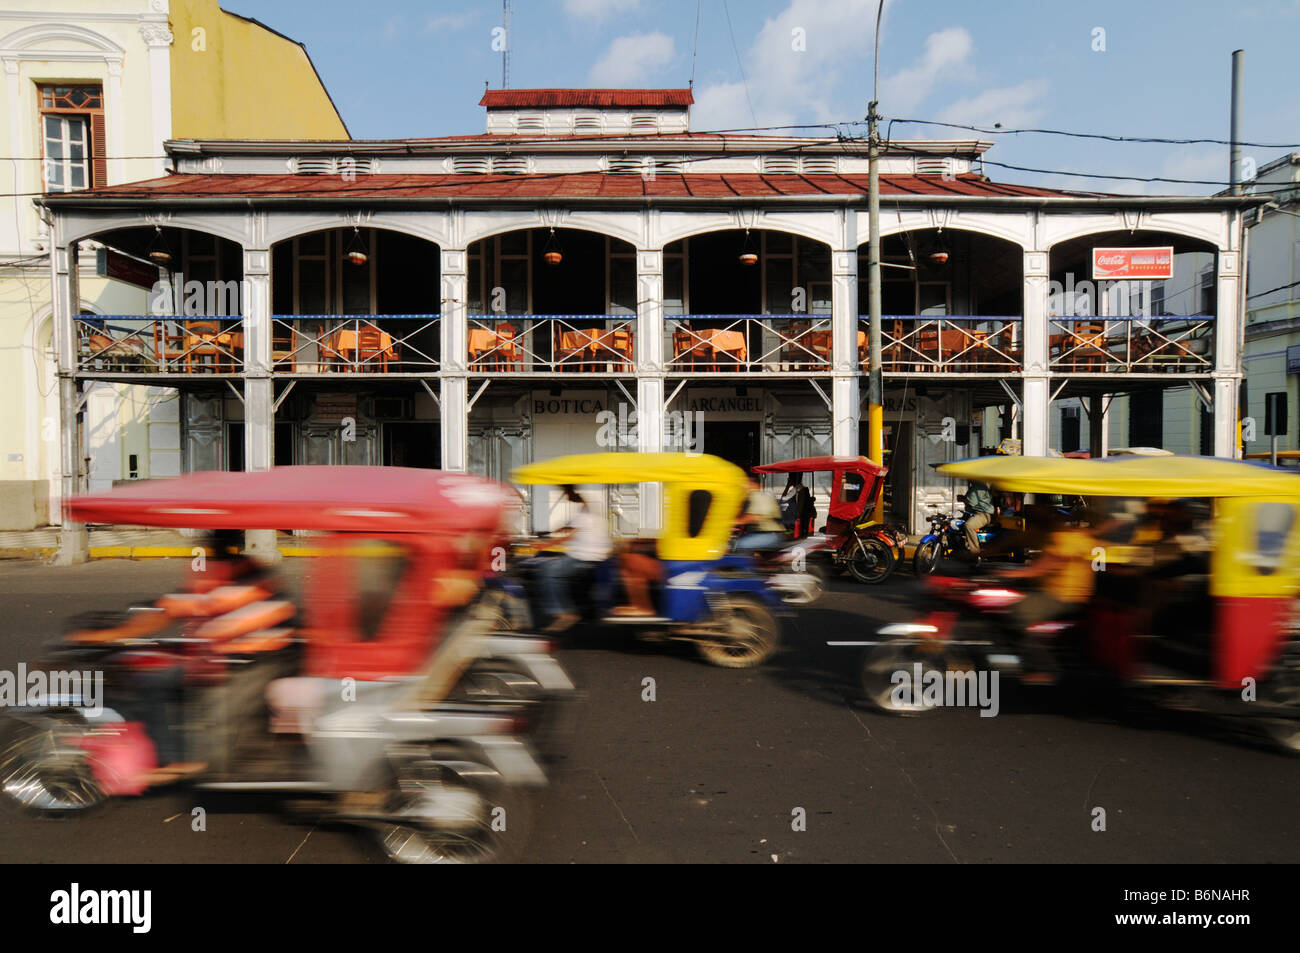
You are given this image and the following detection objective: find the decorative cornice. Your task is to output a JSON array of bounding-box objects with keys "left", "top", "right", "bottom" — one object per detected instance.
[{"left": 138, "top": 23, "right": 173, "bottom": 48}]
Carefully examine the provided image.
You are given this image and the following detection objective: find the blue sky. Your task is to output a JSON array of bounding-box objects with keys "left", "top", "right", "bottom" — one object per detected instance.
[{"left": 231, "top": 0, "right": 1300, "bottom": 194}]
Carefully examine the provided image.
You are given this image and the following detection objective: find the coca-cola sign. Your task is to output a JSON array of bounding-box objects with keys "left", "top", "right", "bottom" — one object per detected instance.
[{"left": 1091, "top": 246, "right": 1174, "bottom": 279}]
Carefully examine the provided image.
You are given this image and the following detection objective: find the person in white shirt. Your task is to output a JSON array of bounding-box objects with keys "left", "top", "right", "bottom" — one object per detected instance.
[{"left": 538, "top": 485, "right": 611, "bottom": 632}]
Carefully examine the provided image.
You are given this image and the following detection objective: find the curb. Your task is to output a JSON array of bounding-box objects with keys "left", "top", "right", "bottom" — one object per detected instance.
[{"left": 0, "top": 546, "right": 327, "bottom": 561}]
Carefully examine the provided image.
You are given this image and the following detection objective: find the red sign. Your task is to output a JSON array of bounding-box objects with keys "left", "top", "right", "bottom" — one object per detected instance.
[
  {"left": 99, "top": 249, "right": 160, "bottom": 290},
  {"left": 1091, "top": 246, "right": 1174, "bottom": 280}
]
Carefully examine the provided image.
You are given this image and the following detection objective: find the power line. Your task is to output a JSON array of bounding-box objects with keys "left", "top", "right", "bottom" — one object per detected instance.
[
  {"left": 890, "top": 118, "right": 1300, "bottom": 150},
  {"left": 720, "top": 0, "right": 759, "bottom": 131}
]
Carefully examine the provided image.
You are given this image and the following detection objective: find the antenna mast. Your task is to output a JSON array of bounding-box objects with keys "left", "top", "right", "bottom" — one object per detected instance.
[{"left": 502, "top": 0, "right": 511, "bottom": 88}]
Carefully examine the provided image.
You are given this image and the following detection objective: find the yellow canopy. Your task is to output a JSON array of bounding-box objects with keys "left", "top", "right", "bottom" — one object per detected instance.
[
  {"left": 936, "top": 455, "right": 1300, "bottom": 498},
  {"left": 512, "top": 452, "right": 747, "bottom": 489},
  {"left": 512, "top": 453, "right": 749, "bottom": 562}
]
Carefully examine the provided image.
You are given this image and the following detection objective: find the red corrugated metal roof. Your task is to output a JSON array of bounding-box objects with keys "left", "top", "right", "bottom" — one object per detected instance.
[
  {"left": 479, "top": 88, "right": 694, "bottom": 108},
  {"left": 70, "top": 172, "right": 1077, "bottom": 200}
]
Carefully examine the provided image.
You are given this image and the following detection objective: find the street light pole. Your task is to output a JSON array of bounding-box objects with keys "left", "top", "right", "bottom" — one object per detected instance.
[{"left": 867, "top": 0, "right": 885, "bottom": 519}]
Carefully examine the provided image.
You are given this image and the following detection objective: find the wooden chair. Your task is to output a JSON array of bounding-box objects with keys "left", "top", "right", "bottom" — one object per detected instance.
[
  {"left": 356, "top": 325, "right": 395, "bottom": 371},
  {"left": 497, "top": 322, "right": 521, "bottom": 370},
  {"left": 1071, "top": 321, "right": 1107, "bottom": 369},
  {"left": 606, "top": 326, "right": 633, "bottom": 371},
  {"left": 782, "top": 320, "right": 812, "bottom": 368},
  {"left": 184, "top": 320, "right": 224, "bottom": 372},
  {"left": 272, "top": 325, "right": 295, "bottom": 372},
  {"left": 672, "top": 327, "right": 710, "bottom": 370}
]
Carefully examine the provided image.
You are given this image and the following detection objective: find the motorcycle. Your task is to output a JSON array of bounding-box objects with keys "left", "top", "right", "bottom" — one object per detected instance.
[
  {"left": 861, "top": 453, "right": 1300, "bottom": 755},
  {"left": 753, "top": 456, "right": 908, "bottom": 584},
  {"left": 511, "top": 452, "right": 788, "bottom": 668},
  {"left": 0, "top": 466, "right": 573, "bottom": 863}
]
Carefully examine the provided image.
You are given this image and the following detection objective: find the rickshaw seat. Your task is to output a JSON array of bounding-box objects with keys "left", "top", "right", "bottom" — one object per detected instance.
[{"left": 195, "top": 600, "right": 296, "bottom": 642}]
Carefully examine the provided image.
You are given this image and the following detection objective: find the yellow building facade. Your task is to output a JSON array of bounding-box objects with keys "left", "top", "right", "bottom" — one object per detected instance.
[{"left": 0, "top": 0, "right": 345, "bottom": 528}]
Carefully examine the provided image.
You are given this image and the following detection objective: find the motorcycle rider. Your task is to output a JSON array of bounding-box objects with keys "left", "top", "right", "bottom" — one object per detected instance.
[
  {"left": 734, "top": 475, "right": 787, "bottom": 555},
  {"left": 962, "top": 479, "right": 997, "bottom": 556},
  {"left": 537, "top": 485, "right": 612, "bottom": 633},
  {"left": 994, "top": 507, "right": 1099, "bottom": 682}
]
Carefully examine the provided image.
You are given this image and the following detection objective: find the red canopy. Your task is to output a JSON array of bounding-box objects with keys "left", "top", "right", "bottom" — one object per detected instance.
[
  {"left": 65, "top": 466, "right": 516, "bottom": 534},
  {"left": 753, "top": 456, "right": 887, "bottom": 477}
]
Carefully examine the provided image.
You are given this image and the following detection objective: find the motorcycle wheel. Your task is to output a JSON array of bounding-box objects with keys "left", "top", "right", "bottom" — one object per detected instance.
[
  {"left": 0, "top": 711, "right": 106, "bottom": 813},
  {"left": 846, "top": 536, "right": 895, "bottom": 584},
  {"left": 912, "top": 539, "right": 942, "bottom": 576},
  {"left": 859, "top": 640, "right": 947, "bottom": 715},
  {"left": 696, "top": 596, "right": 780, "bottom": 669},
  {"left": 375, "top": 745, "right": 533, "bottom": 864}
]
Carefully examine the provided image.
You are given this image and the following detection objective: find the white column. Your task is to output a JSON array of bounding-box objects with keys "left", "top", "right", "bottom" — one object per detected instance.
[
  {"left": 637, "top": 247, "right": 665, "bottom": 528},
  {"left": 241, "top": 248, "right": 277, "bottom": 559},
  {"left": 831, "top": 230, "right": 859, "bottom": 456},
  {"left": 1214, "top": 241, "right": 1242, "bottom": 458},
  {"left": 1021, "top": 250, "right": 1050, "bottom": 455},
  {"left": 139, "top": 23, "right": 174, "bottom": 179},
  {"left": 53, "top": 241, "right": 87, "bottom": 564},
  {"left": 440, "top": 247, "right": 469, "bottom": 472}
]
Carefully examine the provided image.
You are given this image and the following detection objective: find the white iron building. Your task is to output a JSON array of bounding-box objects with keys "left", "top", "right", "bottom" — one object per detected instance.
[{"left": 39, "top": 88, "right": 1262, "bottom": 558}]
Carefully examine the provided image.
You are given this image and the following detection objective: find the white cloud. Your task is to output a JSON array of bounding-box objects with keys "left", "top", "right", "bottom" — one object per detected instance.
[
  {"left": 880, "top": 27, "right": 975, "bottom": 115},
  {"left": 589, "top": 32, "right": 676, "bottom": 87},
  {"left": 426, "top": 12, "right": 475, "bottom": 32},
  {"left": 935, "top": 79, "right": 1049, "bottom": 130},
  {"left": 692, "top": 0, "right": 890, "bottom": 132},
  {"left": 565, "top": 0, "right": 640, "bottom": 23}
]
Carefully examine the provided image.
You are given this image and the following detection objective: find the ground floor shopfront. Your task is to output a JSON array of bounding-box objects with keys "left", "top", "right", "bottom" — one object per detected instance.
[{"left": 162, "top": 377, "right": 999, "bottom": 535}]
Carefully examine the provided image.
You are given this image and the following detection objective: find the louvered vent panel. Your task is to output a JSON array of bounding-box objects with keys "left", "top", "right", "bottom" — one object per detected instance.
[
  {"left": 515, "top": 115, "right": 544, "bottom": 131},
  {"left": 491, "top": 155, "right": 528, "bottom": 174},
  {"left": 574, "top": 115, "right": 602, "bottom": 131},
  {"left": 337, "top": 157, "right": 373, "bottom": 176},
  {"left": 608, "top": 156, "right": 644, "bottom": 174},
  {"left": 295, "top": 156, "right": 335, "bottom": 175},
  {"left": 762, "top": 156, "right": 800, "bottom": 173},
  {"left": 801, "top": 156, "right": 838, "bottom": 174},
  {"left": 915, "top": 157, "right": 952, "bottom": 175},
  {"left": 630, "top": 115, "right": 659, "bottom": 131},
  {"left": 451, "top": 156, "right": 490, "bottom": 174}
]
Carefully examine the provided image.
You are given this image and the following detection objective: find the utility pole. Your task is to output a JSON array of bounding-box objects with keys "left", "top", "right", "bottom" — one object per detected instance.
[
  {"left": 867, "top": 0, "right": 885, "bottom": 519},
  {"left": 1229, "top": 49, "right": 1243, "bottom": 194},
  {"left": 1230, "top": 49, "right": 1244, "bottom": 458}
]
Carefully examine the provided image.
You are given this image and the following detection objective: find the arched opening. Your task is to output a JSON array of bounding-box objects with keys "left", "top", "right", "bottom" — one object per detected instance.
[
  {"left": 1048, "top": 230, "right": 1216, "bottom": 373},
  {"left": 270, "top": 226, "right": 441, "bottom": 373},
  {"left": 1047, "top": 230, "right": 1219, "bottom": 456},
  {"left": 75, "top": 225, "right": 243, "bottom": 374},
  {"left": 859, "top": 228, "right": 1024, "bottom": 373},
  {"left": 466, "top": 226, "right": 637, "bottom": 373},
  {"left": 664, "top": 229, "right": 833, "bottom": 375},
  {"left": 269, "top": 226, "right": 444, "bottom": 470}
]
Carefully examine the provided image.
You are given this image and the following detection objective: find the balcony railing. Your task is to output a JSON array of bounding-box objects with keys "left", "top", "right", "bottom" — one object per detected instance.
[
  {"left": 1048, "top": 316, "right": 1213, "bottom": 372},
  {"left": 665, "top": 315, "right": 833, "bottom": 372},
  {"left": 863, "top": 316, "right": 1025, "bottom": 372},
  {"left": 271, "top": 315, "right": 440, "bottom": 373},
  {"left": 76, "top": 316, "right": 242, "bottom": 373},
  {"left": 468, "top": 315, "right": 634, "bottom": 373}
]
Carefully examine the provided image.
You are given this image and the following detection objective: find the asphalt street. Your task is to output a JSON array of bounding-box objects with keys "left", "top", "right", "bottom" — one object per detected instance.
[{"left": 0, "top": 558, "right": 1296, "bottom": 864}]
